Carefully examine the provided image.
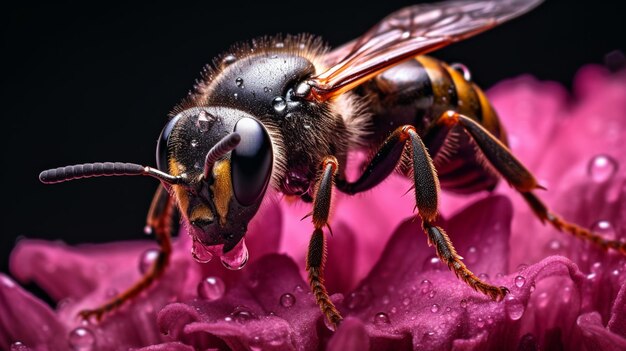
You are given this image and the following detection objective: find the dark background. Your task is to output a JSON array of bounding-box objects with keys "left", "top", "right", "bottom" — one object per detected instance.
[{"left": 2, "top": 0, "right": 625, "bottom": 280}]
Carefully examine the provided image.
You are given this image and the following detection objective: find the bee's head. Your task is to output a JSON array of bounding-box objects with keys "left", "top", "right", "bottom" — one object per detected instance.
[
  {"left": 39, "top": 106, "right": 274, "bottom": 254},
  {"left": 157, "top": 107, "right": 274, "bottom": 252}
]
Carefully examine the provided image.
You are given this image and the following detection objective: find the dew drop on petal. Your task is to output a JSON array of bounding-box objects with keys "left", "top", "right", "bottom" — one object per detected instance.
[
  {"left": 272, "top": 97, "right": 287, "bottom": 112},
  {"left": 428, "top": 290, "right": 436, "bottom": 299},
  {"left": 382, "top": 295, "right": 390, "bottom": 305},
  {"left": 590, "top": 261, "right": 603, "bottom": 274},
  {"left": 346, "top": 291, "right": 364, "bottom": 309},
  {"left": 465, "top": 246, "right": 479, "bottom": 264},
  {"left": 478, "top": 273, "right": 489, "bottom": 282},
  {"left": 587, "top": 154, "right": 618, "bottom": 183},
  {"left": 69, "top": 327, "right": 95, "bottom": 351},
  {"left": 591, "top": 220, "right": 616, "bottom": 240},
  {"left": 280, "top": 293, "right": 296, "bottom": 308},
  {"left": 221, "top": 239, "right": 249, "bottom": 270},
  {"left": 547, "top": 239, "right": 562, "bottom": 251},
  {"left": 460, "top": 299, "right": 468, "bottom": 308},
  {"left": 505, "top": 295, "right": 525, "bottom": 320},
  {"left": 515, "top": 275, "right": 526, "bottom": 288},
  {"left": 374, "top": 312, "right": 390, "bottom": 326},
  {"left": 191, "top": 239, "right": 214, "bottom": 264},
  {"left": 420, "top": 279, "right": 433, "bottom": 294},
  {"left": 402, "top": 297, "right": 411, "bottom": 306},
  {"left": 477, "top": 317, "right": 485, "bottom": 328},
  {"left": 516, "top": 263, "right": 529, "bottom": 272},
  {"left": 139, "top": 248, "right": 159, "bottom": 274},
  {"left": 10, "top": 342, "right": 29, "bottom": 351},
  {"left": 430, "top": 304, "right": 440, "bottom": 313},
  {"left": 197, "top": 276, "right": 225, "bottom": 301},
  {"left": 232, "top": 305, "right": 254, "bottom": 323},
  {"left": 424, "top": 256, "right": 443, "bottom": 271}
]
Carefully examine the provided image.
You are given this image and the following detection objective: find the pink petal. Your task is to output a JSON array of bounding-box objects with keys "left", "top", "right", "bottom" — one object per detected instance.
[
  {"left": 327, "top": 317, "right": 370, "bottom": 351},
  {"left": 0, "top": 274, "right": 66, "bottom": 351},
  {"left": 577, "top": 312, "right": 626, "bottom": 351},
  {"left": 158, "top": 254, "right": 331, "bottom": 350}
]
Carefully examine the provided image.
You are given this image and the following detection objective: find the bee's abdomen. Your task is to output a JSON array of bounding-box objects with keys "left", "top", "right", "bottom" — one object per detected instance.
[{"left": 358, "top": 55, "right": 507, "bottom": 194}]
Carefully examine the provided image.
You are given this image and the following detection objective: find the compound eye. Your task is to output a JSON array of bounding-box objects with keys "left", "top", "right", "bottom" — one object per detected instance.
[
  {"left": 156, "top": 114, "right": 182, "bottom": 172},
  {"left": 231, "top": 117, "right": 273, "bottom": 206}
]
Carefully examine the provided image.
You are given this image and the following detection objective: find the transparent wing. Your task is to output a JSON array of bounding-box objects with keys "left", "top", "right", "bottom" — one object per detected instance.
[{"left": 310, "top": 0, "right": 543, "bottom": 101}]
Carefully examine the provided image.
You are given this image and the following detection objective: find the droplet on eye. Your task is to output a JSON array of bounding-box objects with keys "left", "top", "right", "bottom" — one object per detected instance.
[
  {"left": 587, "top": 154, "right": 618, "bottom": 183},
  {"left": 221, "top": 239, "right": 249, "bottom": 270},
  {"left": 68, "top": 327, "right": 95, "bottom": 351},
  {"left": 272, "top": 96, "right": 287, "bottom": 113},
  {"left": 197, "top": 276, "right": 225, "bottom": 301}
]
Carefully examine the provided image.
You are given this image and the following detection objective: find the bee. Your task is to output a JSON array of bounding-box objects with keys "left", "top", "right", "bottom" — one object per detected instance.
[{"left": 39, "top": 0, "right": 626, "bottom": 328}]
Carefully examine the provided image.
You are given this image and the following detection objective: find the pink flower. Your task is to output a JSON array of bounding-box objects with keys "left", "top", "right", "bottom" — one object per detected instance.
[{"left": 2, "top": 65, "right": 625, "bottom": 351}]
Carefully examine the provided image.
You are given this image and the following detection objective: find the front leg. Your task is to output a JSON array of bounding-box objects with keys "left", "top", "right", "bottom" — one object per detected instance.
[
  {"left": 79, "top": 184, "right": 175, "bottom": 321},
  {"left": 306, "top": 156, "right": 343, "bottom": 329}
]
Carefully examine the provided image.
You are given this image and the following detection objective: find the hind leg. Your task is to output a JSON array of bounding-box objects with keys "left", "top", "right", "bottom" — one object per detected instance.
[{"left": 437, "top": 110, "right": 626, "bottom": 255}]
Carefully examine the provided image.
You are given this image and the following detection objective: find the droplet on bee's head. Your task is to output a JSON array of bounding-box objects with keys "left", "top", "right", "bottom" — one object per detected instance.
[
  {"left": 222, "top": 54, "right": 237, "bottom": 67},
  {"left": 272, "top": 96, "right": 287, "bottom": 113}
]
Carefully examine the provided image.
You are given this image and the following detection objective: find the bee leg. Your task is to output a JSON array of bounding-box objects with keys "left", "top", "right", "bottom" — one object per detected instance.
[
  {"left": 307, "top": 156, "right": 343, "bottom": 329},
  {"left": 438, "top": 110, "right": 626, "bottom": 255},
  {"left": 78, "top": 184, "right": 175, "bottom": 321},
  {"left": 338, "top": 126, "right": 509, "bottom": 300}
]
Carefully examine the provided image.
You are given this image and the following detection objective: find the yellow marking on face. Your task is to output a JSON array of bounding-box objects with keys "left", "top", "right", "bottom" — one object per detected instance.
[
  {"left": 212, "top": 160, "right": 232, "bottom": 226},
  {"left": 190, "top": 204, "right": 214, "bottom": 223}
]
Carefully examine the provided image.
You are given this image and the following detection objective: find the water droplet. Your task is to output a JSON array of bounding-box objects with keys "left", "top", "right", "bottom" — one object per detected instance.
[
  {"left": 233, "top": 93, "right": 239, "bottom": 99},
  {"left": 374, "top": 312, "right": 390, "bottom": 326},
  {"left": 382, "top": 295, "right": 390, "bottom": 305},
  {"left": 280, "top": 293, "right": 296, "bottom": 307},
  {"left": 139, "top": 248, "right": 159, "bottom": 274},
  {"left": 222, "top": 54, "right": 237, "bottom": 66},
  {"left": 486, "top": 315, "right": 494, "bottom": 325},
  {"left": 477, "top": 317, "right": 485, "bottom": 328},
  {"left": 263, "top": 86, "right": 272, "bottom": 93},
  {"left": 591, "top": 220, "right": 616, "bottom": 240},
  {"left": 10, "top": 342, "right": 29, "bottom": 351},
  {"left": 69, "top": 327, "right": 95, "bottom": 351},
  {"left": 303, "top": 123, "right": 311, "bottom": 129},
  {"left": 420, "top": 279, "right": 432, "bottom": 294},
  {"left": 547, "top": 239, "right": 562, "bottom": 251},
  {"left": 478, "top": 273, "right": 489, "bottom": 282},
  {"left": 505, "top": 296, "right": 525, "bottom": 320},
  {"left": 428, "top": 290, "right": 436, "bottom": 298},
  {"left": 390, "top": 306, "right": 397, "bottom": 313},
  {"left": 196, "top": 111, "right": 213, "bottom": 132},
  {"left": 191, "top": 238, "right": 215, "bottom": 263},
  {"left": 529, "top": 283, "right": 536, "bottom": 292},
  {"left": 591, "top": 261, "right": 603, "bottom": 274},
  {"left": 143, "top": 225, "right": 153, "bottom": 235},
  {"left": 402, "top": 297, "right": 411, "bottom": 306},
  {"left": 460, "top": 299, "right": 468, "bottom": 308},
  {"left": 235, "top": 77, "right": 244, "bottom": 88},
  {"left": 232, "top": 305, "right": 254, "bottom": 322},
  {"left": 430, "top": 304, "right": 440, "bottom": 313},
  {"left": 190, "top": 139, "right": 199, "bottom": 147},
  {"left": 275, "top": 42, "right": 285, "bottom": 48},
  {"left": 424, "top": 256, "right": 443, "bottom": 271},
  {"left": 197, "top": 276, "right": 225, "bottom": 301},
  {"left": 272, "top": 96, "right": 287, "bottom": 113},
  {"left": 220, "top": 239, "right": 249, "bottom": 270},
  {"left": 587, "top": 154, "right": 618, "bottom": 182},
  {"left": 401, "top": 31, "right": 411, "bottom": 39},
  {"left": 465, "top": 246, "right": 479, "bottom": 264},
  {"left": 515, "top": 275, "right": 526, "bottom": 288}
]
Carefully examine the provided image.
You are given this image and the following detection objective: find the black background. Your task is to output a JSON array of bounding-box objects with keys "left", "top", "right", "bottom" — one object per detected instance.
[{"left": 2, "top": 0, "right": 625, "bottom": 278}]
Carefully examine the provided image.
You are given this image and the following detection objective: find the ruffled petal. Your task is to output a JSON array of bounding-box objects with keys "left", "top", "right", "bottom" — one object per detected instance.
[{"left": 0, "top": 274, "right": 66, "bottom": 351}]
